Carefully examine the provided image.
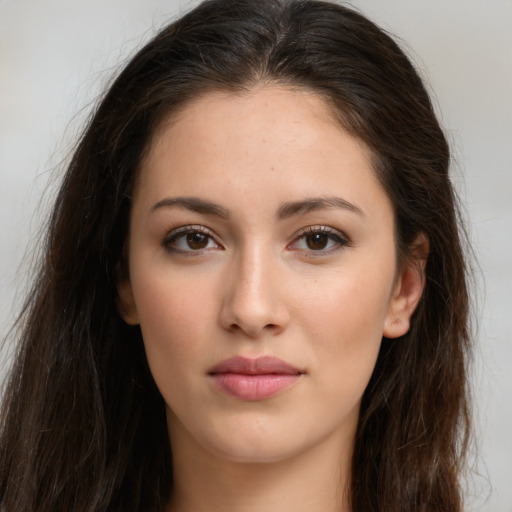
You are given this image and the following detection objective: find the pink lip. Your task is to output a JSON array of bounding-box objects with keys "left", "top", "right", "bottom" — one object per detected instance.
[{"left": 208, "top": 356, "right": 303, "bottom": 401}]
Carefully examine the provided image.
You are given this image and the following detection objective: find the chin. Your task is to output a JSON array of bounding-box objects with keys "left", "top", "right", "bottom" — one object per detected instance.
[
  {"left": 195, "top": 416, "right": 323, "bottom": 465},
  {"left": 208, "top": 437, "right": 306, "bottom": 465}
]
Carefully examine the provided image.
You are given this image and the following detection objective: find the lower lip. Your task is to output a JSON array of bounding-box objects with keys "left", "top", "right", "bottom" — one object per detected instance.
[{"left": 211, "top": 373, "right": 301, "bottom": 401}]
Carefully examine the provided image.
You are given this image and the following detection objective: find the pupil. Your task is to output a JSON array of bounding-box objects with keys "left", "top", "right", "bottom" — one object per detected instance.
[
  {"left": 186, "top": 233, "right": 208, "bottom": 249},
  {"left": 307, "top": 233, "right": 328, "bottom": 250}
]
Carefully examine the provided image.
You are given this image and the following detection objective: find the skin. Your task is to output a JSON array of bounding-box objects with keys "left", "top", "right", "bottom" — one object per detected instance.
[{"left": 118, "top": 85, "right": 426, "bottom": 512}]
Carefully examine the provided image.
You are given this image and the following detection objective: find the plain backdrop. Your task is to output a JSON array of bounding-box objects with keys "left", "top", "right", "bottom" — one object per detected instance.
[{"left": 1, "top": 1, "right": 511, "bottom": 510}]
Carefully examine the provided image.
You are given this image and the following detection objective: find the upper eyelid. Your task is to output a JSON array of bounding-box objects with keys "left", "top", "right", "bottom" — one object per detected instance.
[
  {"left": 165, "top": 224, "right": 215, "bottom": 238},
  {"left": 162, "top": 225, "right": 221, "bottom": 248},
  {"left": 162, "top": 224, "right": 349, "bottom": 248},
  {"left": 293, "top": 225, "right": 349, "bottom": 241},
  {"left": 289, "top": 226, "right": 351, "bottom": 254}
]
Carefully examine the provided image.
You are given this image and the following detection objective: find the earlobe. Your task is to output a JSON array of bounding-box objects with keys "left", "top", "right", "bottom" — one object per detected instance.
[
  {"left": 117, "top": 278, "right": 140, "bottom": 325},
  {"left": 383, "top": 233, "right": 429, "bottom": 339}
]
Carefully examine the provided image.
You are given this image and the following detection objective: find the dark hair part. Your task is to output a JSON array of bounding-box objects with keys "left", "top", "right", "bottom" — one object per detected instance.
[{"left": 0, "top": 0, "right": 472, "bottom": 510}]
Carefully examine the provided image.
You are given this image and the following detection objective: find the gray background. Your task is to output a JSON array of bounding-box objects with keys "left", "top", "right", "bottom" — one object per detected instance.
[{"left": 1, "top": 1, "right": 510, "bottom": 510}]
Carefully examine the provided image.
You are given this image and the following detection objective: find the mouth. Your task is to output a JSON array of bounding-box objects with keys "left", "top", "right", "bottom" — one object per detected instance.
[{"left": 208, "top": 356, "right": 304, "bottom": 401}]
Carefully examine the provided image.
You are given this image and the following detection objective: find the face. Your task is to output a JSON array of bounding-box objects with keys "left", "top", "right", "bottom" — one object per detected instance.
[{"left": 118, "top": 86, "right": 425, "bottom": 464}]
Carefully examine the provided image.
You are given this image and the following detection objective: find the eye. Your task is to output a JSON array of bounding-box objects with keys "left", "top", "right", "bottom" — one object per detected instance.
[
  {"left": 163, "top": 226, "right": 221, "bottom": 254},
  {"left": 290, "top": 226, "right": 348, "bottom": 254}
]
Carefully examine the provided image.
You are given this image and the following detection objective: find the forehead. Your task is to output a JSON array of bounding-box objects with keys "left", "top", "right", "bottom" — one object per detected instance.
[
  {"left": 134, "top": 85, "right": 392, "bottom": 225},
  {"left": 146, "top": 85, "right": 345, "bottom": 162}
]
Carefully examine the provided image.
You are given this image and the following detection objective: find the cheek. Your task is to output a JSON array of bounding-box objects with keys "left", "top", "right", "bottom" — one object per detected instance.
[
  {"left": 130, "top": 267, "right": 218, "bottom": 390},
  {"left": 302, "top": 267, "right": 392, "bottom": 343},
  {"left": 297, "top": 266, "right": 392, "bottom": 391}
]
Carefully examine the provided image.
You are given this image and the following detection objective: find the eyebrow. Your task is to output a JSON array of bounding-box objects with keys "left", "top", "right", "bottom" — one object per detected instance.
[
  {"left": 277, "top": 196, "right": 364, "bottom": 220},
  {"left": 150, "top": 196, "right": 230, "bottom": 219},
  {"left": 150, "top": 195, "right": 364, "bottom": 220}
]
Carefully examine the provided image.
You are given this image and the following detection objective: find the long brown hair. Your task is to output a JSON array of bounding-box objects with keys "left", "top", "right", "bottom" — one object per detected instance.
[{"left": 0, "top": 1, "right": 472, "bottom": 510}]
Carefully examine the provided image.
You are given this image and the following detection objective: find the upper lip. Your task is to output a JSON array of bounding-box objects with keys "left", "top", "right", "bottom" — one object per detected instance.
[{"left": 208, "top": 356, "right": 303, "bottom": 375}]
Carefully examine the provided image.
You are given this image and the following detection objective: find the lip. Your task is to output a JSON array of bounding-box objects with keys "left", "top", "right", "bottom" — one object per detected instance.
[{"left": 208, "top": 356, "right": 303, "bottom": 401}]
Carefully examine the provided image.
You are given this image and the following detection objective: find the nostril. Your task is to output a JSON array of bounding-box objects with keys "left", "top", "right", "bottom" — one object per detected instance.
[{"left": 227, "top": 321, "right": 282, "bottom": 338}]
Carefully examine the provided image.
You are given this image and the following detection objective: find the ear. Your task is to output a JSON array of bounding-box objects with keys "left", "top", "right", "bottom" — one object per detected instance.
[
  {"left": 116, "top": 272, "right": 140, "bottom": 325},
  {"left": 383, "top": 233, "right": 429, "bottom": 339}
]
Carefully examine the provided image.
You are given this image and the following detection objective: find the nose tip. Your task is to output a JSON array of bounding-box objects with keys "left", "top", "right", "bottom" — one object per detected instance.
[{"left": 218, "top": 254, "right": 290, "bottom": 339}]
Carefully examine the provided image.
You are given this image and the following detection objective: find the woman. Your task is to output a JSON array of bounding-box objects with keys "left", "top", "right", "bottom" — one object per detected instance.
[{"left": 0, "top": 0, "right": 472, "bottom": 510}]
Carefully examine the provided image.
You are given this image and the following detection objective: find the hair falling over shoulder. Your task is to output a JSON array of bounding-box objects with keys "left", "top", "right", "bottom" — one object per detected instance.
[{"left": 0, "top": 1, "right": 473, "bottom": 510}]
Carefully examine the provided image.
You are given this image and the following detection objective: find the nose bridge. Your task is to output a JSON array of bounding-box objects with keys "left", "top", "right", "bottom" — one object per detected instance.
[{"left": 220, "top": 238, "right": 288, "bottom": 337}]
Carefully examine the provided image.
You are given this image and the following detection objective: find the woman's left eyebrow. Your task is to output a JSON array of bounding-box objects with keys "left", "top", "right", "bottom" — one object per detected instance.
[{"left": 277, "top": 196, "right": 365, "bottom": 220}]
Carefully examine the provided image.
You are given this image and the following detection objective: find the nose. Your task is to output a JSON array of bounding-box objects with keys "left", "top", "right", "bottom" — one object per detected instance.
[{"left": 218, "top": 246, "right": 290, "bottom": 339}]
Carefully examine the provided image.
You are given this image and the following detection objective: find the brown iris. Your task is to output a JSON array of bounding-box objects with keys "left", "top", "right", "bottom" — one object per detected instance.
[
  {"left": 305, "top": 233, "right": 329, "bottom": 250},
  {"left": 186, "top": 232, "right": 209, "bottom": 250}
]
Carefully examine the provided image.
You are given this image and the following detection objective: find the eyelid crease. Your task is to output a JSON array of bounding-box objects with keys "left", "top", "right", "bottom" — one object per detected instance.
[
  {"left": 293, "top": 225, "right": 350, "bottom": 242},
  {"left": 163, "top": 224, "right": 212, "bottom": 239}
]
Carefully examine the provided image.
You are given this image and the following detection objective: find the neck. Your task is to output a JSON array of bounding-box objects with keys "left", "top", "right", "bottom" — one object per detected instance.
[{"left": 167, "top": 422, "right": 353, "bottom": 512}]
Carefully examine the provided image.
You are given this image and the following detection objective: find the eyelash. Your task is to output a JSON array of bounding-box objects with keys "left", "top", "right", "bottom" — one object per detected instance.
[
  {"left": 289, "top": 226, "right": 349, "bottom": 255},
  {"left": 162, "top": 225, "right": 220, "bottom": 255},
  {"left": 161, "top": 225, "right": 349, "bottom": 256}
]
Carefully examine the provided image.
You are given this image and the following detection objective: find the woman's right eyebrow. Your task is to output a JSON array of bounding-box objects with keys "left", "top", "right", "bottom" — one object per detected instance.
[{"left": 150, "top": 196, "right": 230, "bottom": 219}]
